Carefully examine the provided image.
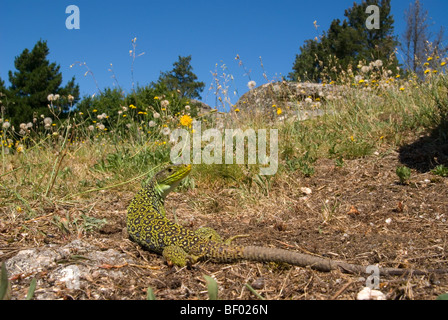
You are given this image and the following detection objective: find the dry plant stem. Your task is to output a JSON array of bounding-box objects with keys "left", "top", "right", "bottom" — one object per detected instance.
[
  {"left": 45, "top": 150, "right": 67, "bottom": 197},
  {"left": 62, "top": 166, "right": 162, "bottom": 200},
  {"left": 45, "top": 117, "right": 73, "bottom": 197},
  {"left": 330, "top": 279, "right": 354, "bottom": 300}
]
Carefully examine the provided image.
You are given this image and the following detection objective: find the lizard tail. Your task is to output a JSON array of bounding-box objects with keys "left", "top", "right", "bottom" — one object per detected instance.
[{"left": 242, "top": 246, "right": 433, "bottom": 276}]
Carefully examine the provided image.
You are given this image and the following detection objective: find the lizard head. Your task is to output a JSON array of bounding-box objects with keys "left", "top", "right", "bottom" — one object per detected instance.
[{"left": 153, "top": 164, "right": 192, "bottom": 198}]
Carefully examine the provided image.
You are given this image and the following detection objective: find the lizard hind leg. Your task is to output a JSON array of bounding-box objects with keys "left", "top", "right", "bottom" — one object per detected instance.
[
  {"left": 195, "top": 227, "right": 249, "bottom": 245},
  {"left": 162, "top": 245, "right": 198, "bottom": 268},
  {"left": 195, "top": 227, "right": 224, "bottom": 242}
]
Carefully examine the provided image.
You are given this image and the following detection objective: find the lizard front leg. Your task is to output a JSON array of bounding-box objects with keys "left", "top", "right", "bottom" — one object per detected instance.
[{"left": 162, "top": 245, "right": 199, "bottom": 267}]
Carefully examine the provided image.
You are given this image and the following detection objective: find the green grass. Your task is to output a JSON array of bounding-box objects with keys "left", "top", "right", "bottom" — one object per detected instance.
[
  {"left": 396, "top": 166, "right": 412, "bottom": 184},
  {"left": 1, "top": 53, "right": 447, "bottom": 222},
  {"left": 1, "top": 52, "right": 447, "bottom": 300},
  {"left": 432, "top": 165, "right": 448, "bottom": 177}
]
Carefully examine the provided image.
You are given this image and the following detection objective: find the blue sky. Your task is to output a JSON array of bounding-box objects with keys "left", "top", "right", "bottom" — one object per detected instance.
[{"left": 0, "top": 0, "right": 447, "bottom": 107}]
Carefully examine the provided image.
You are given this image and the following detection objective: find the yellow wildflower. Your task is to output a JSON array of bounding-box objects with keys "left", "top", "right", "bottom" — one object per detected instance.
[
  {"left": 180, "top": 114, "right": 193, "bottom": 127},
  {"left": 399, "top": 87, "right": 405, "bottom": 91},
  {"left": 441, "top": 62, "right": 447, "bottom": 67},
  {"left": 276, "top": 108, "right": 282, "bottom": 115},
  {"left": 93, "top": 109, "right": 97, "bottom": 113},
  {"left": 234, "top": 108, "right": 240, "bottom": 113},
  {"left": 427, "top": 57, "right": 433, "bottom": 61}
]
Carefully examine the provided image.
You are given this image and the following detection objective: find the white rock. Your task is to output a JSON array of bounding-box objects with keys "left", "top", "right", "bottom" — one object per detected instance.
[
  {"left": 300, "top": 187, "right": 312, "bottom": 195},
  {"left": 357, "top": 287, "right": 386, "bottom": 300}
]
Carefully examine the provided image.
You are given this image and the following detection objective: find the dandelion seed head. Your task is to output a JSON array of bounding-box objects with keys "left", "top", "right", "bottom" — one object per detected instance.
[
  {"left": 247, "top": 81, "right": 256, "bottom": 90},
  {"left": 162, "top": 127, "right": 171, "bottom": 136},
  {"left": 361, "top": 66, "right": 371, "bottom": 73},
  {"left": 161, "top": 100, "right": 170, "bottom": 108},
  {"left": 374, "top": 60, "right": 383, "bottom": 68}
]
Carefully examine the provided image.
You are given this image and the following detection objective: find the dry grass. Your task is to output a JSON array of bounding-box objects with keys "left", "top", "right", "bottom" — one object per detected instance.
[{"left": 1, "top": 54, "right": 448, "bottom": 300}]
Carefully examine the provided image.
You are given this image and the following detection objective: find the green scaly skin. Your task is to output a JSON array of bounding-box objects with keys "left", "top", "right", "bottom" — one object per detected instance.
[
  {"left": 127, "top": 164, "right": 246, "bottom": 267},
  {"left": 126, "top": 164, "right": 443, "bottom": 276}
]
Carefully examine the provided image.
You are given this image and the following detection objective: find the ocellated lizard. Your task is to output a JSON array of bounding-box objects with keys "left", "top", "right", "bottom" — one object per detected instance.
[{"left": 126, "top": 164, "right": 444, "bottom": 276}]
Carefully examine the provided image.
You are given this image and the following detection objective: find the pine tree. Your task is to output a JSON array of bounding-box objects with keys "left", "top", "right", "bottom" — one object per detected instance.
[
  {"left": 0, "top": 77, "right": 8, "bottom": 118},
  {"left": 6, "top": 40, "right": 80, "bottom": 126},
  {"left": 0, "top": 77, "right": 5, "bottom": 93},
  {"left": 290, "top": 0, "right": 399, "bottom": 82},
  {"left": 345, "top": 0, "right": 398, "bottom": 66},
  {"left": 157, "top": 55, "right": 205, "bottom": 100},
  {"left": 288, "top": 39, "right": 323, "bottom": 82}
]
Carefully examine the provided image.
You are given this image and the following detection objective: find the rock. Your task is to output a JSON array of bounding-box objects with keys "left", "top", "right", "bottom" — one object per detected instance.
[
  {"left": 57, "top": 265, "right": 81, "bottom": 289},
  {"left": 251, "top": 277, "right": 265, "bottom": 290},
  {"left": 234, "top": 81, "right": 342, "bottom": 120},
  {"left": 6, "top": 246, "right": 70, "bottom": 276},
  {"left": 356, "top": 287, "right": 386, "bottom": 300},
  {"left": 190, "top": 99, "right": 212, "bottom": 115},
  {"left": 5, "top": 240, "right": 137, "bottom": 300}
]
